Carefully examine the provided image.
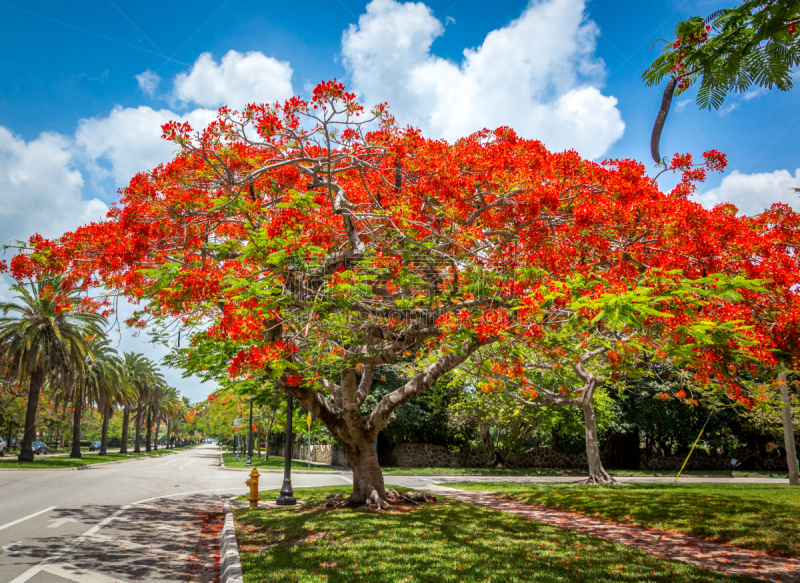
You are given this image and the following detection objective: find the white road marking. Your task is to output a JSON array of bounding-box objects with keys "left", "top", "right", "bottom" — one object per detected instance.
[
  {"left": 0, "top": 506, "right": 58, "bottom": 531},
  {"left": 153, "top": 457, "right": 181, "bottom": 467},
  {"left": 8, "top": 482, "right": 249, "bottom": 583},
  {"left": 47, "top": 517, "right": 78, "bottom": 529},
  {"left": 339, "top": 476, "right": 353, "bottom": 484},
  {"left": 8, "top": 506, "right": 130, "bottom": 583},
  {"left": 43, "top": 563, "right": 132, "bottom": 583},
  {"left": 178, "top": 458, "right": 197, "bottom": 471}
]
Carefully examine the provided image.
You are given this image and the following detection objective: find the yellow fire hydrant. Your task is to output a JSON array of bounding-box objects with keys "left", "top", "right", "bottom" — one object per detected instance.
[{"left": 246, "top": 468, "right": 260, "bottom": 508}]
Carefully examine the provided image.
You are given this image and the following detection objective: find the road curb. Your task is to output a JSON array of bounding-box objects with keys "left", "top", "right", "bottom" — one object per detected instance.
[{"left": 220, "top": 501, "right": 244, "bottom": 583}]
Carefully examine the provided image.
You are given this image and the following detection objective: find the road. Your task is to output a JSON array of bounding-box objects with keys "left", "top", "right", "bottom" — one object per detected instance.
[{"left": 0, "top": 444, "right": 788, "bottom": 583}]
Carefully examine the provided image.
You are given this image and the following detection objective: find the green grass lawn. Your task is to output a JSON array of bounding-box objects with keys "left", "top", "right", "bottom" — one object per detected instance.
[
  {"left": 379, "top": 466, "right": 784, "bottom": 477},
  {"left": 446, "top": 481, "right": 800, "bottom": 558},
  {"left": 222, "top": 453, "right": 339, "bottom": 471},
  {"left": 232, "top": 486, "right": 750, "bottom": 583},
  {"left": 0, "top": 451, "right": 164, "bottom": 469}
]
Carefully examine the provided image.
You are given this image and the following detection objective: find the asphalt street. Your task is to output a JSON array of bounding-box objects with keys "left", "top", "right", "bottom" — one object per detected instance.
[{"left": 0, "top": 444, "right": 789, "bottom": 583}]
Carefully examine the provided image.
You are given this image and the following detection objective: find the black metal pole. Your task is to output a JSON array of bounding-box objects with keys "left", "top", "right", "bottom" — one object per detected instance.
[
  {"left": 246, "top": 399, "right": 253, "bottom": 466},
  {"left": 276, "top": 394, "right": 296, "bottom": 505}
]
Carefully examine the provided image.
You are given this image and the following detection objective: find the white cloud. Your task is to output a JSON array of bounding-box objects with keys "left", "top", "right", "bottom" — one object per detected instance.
[
  {"left": 696, "top": 168, "right": 800, "bottom": 216},
  {"left": 135, "top": 70, "right": 161, "bottom": 96},
  {"left": 340, "top": 0, "right": 624, "bottom": 159},
  {"left": 719, "top": 102, "right": 739, "bottom": 116},
  {"left": 0, "top": 127, "right": 107, "bottom": 246},
  {"left": 743, "top": 87, "right": 766, "bottom": 101},
  {"left": 76, "top": 105, "right": 217, "bottom": 186},
  {"left": 171, "top": 50, "right": 294, "bottom": 109},
  {"left": 675, "top": 98, "right": 691, "bottom": 113}
]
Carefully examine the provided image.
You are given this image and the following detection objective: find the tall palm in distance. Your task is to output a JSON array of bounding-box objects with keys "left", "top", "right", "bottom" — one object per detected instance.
[
  {"left": 122, "top": 353, "right": 163, "bottom": 454},
  {"left": 82, "top": 340, "right": 130, "bottom": 457},
  {"left": 0, "top": 277, "right": 105, "bottom": 462},
  {"left": 154, "top": 386, "right": 182, "bottom": 450}
]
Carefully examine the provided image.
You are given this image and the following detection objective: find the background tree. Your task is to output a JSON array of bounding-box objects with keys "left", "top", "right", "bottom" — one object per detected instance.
[
  {"left": 447, "top": 388, "right": 582, "bottom": 468},
  {"left": 122, "top": 353, "right": 163, "bottom": 454},
  {"left": 0, "top": 278, "right": 104, "bottom": 462},
  {"left": 82, "top": 340, "right": 129, "bottom": 456}
]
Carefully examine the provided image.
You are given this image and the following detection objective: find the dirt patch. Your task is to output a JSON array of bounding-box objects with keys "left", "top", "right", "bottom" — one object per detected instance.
[{"left": 319, "top": 561, "right": 338, "bottom": 569}]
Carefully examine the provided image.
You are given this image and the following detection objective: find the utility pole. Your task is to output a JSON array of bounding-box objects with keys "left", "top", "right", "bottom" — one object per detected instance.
[
  {"left": 246, "top": 398, "right": 253, "bottom": 467},
  {"left": 778, "top": 370, "right": 799, "bottom": 486},
  {"left": 276, "top": 394, "right": 296, "bottom": 505}
]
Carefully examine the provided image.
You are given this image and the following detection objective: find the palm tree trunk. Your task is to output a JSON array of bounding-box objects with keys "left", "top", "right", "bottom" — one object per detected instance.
[
  {"left": 154, "top": 419, "right": 161, "bottom": 450},
  {"left": 70, "top": 386, "right": 83, "bottom": 459},
  {"left": 165, "top": 420, "right": 171, "bottom": 450},
  {"left": 119, "top": 406, "right": 130, "bottom": 454},
  {"left": 18, "top": 368, "right": 44, "bottom": 463},
  {"left": 99, "top": 405, "right": 110, "bottom": 456},
  {"left": 133, "top": 399, "right": 142, "bottom": 454},
  {"left": 145, "top": 410, "right": 152, "bottom": 453}
]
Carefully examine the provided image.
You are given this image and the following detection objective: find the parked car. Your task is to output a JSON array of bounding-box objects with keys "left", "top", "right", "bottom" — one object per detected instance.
[
  {"left": 89, "top": 441, "right": 102, "bottom": 452},
  {"left": 0, "top": 438, "right": 6, "bottom": 456},
  {"left": 31, "top": 442, "right": 49, "bottom": 455}
]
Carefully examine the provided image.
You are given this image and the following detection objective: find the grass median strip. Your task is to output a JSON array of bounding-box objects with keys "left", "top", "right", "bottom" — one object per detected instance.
[
  {"left": 0, "top": 451, "right": 168, "bottom": 468},
  {"left": 445, "top": 482, "right": 800, "bottom": 559},
  {"left": 222, "top": 453, "right": 339, "bottom": 471},
  {"left": 232, "top": 485, "right": 750, "bottom": 583}
]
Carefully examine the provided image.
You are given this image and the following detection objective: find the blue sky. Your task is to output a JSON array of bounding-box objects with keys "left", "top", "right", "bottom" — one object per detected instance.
[{"left": 1, "top": 0, "right": 798, "bottom": 402}]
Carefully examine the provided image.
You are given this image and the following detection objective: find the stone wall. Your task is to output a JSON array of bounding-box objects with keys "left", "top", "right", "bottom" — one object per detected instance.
[
  {"left": 388, "top": 442, "right": 789, "bottom": 471},
  {"left": 645, "top": 453, "right": 789, "bottom": 471},
  {"left": 287, "top": 441, "right": 791, "bottom": 472},
  {"left": 390, "top": 443, "right": 588, "bottom": 469},
  {"left": 291, "top": 443, "right": 349, "bottom": 467}
]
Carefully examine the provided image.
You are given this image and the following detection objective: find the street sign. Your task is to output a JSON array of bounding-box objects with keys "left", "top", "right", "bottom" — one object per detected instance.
[{"left": 233, "top": 418, "right": 241, "bottom": 428}]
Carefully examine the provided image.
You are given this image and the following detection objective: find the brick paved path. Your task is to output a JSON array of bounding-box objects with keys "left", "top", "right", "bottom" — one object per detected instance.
[{"left": 427, "top": 485, "right": 800, "bottom": 583}]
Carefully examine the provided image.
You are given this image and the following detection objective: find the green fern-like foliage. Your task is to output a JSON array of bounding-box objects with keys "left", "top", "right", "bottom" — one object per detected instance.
[{"left": 643, "top": 0, "right": 800, "bottom": 109}]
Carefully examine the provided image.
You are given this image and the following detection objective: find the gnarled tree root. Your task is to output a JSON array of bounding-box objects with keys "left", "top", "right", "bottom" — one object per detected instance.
[
  {"left": 324, "top": 489, "right": 437, "bottom": 510},
  {"left": 575, "top": 473, "right": 623, "bottom": 486}
]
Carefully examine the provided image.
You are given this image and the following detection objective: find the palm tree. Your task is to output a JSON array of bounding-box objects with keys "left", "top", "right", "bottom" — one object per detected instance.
[
  {"left": 122, "top": 353, "right": 162, "bottom": 454},
  {"left": 154, "top": 386, "right": 182, "bottom": 450},
  {"left": 82, "top": 340, "right": 131, "bottom": 457},
  {"left": 0, "top": 278, "right": 105, "bottom": 462}
]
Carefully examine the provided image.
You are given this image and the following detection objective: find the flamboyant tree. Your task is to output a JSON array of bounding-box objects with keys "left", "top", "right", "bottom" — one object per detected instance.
[{"left": 6, "top": 82, "right": 797, "bottom": 499}]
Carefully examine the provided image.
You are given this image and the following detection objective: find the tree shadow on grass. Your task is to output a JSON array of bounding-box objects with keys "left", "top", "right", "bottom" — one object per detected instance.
[
  {"left": 474, "top": 482, "right": 799, "bottom": 559},
  {"left": 234, "top": 486, "right": 751, "bottom": 583}
]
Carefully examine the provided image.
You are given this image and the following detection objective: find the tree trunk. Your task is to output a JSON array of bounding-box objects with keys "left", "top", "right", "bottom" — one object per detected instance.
[
  {"left": 579, "top": 401, "right": 616, "bottom": 485},
  {"left": 346, "top": 440, "right": 387, "bottom": 507},
  {"left": 119, "top": 406, "right": 130, "bottom": 454},
  {"left": 165, "top": 420, "right": 171, "bottom": 450},
  {"left": 133, "top": 400, "right": 142, "bottom": 454},
  {"left": 778, "top": 371, "right": 799, "bottom": 486},
  {"left": 145, "top": 410, "right": 152, "bottom": 453},
  {"left": 18, "top": 368, "right": 44, "bottom": 463},
  {"left": 70, "top": 386, "right": 83, "bottom": 459},
  {"left": 154, "top": 419, "right": 161, "bottom": 450},
  {"left": 99, "top": 405, "right": 110, "bottom": 456}
]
